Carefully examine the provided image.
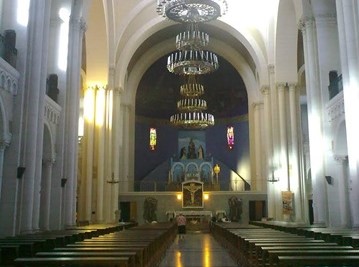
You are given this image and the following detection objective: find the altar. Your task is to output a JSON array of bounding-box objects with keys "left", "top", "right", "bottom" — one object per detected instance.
[{"left": 173, "top": 210, "right": 213, "bottom": 233}]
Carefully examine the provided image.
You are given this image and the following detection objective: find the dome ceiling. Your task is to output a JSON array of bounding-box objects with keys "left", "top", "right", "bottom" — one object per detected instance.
[{"left": 136, "top": 54, "right": 248, "bottom": 120}]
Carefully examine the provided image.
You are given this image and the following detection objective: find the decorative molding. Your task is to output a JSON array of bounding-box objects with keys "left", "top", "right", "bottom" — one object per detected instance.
[
  {"left": 0, "top": 58, "right": 19, "bottom": 95},
  {"left": 298, "top": 16, "right": 315, "bottom": 32},
  {"left": 326, "top": 91, "right": 344, "bottom": 123},
  {"left": 276, "top": 82, "right": 287, "bottom": 90},
  {"left": 260, "top": 86, "right": 270, "bottom": 95},
  {"left": 288, "top": 83, "right": 297, "bottom": 93},
  {"left": 80, "top": 18, "right": 88, "bottom": 32},
  {"left": 268, "top": 64, "right": 275, "bottom": 74},
  {"left": 252, "top": 102, "right": 264, "bottom": 110},
  {"left": 44, "top": 95, "right": 62, "bottom": 125},
  {"left": 334, "top": 155, "right": 348, "bottom": 162},
  {"left": 315, "top": 14, "right": 337, "bottom": 27}
]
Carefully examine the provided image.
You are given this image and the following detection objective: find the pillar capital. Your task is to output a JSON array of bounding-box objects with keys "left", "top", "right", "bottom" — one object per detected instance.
[
  {"left": 277, "top": 82, "right": 287, "bottom": 90},
  {"left": 252, "top": 102, "right": 263, "bottom": 111},
  {"left": 298, "top": 16, "right": 315, "bottom": 33},
  {"left": 315, "top": 14, "right": 337, "bottom": 27},
  {"left": 260, "top": 86, "right": 270, "bottom": 95},
  {"left": 334, "top": 155, "right": 348, "bottom": 163},
  {"left": 268, "top": 64, "right": 275, "bottom": 74},
  {"left": 288, "top": 83, "right": 297, "bottom": 90},
  {"left": 42, "top": 158, "right": 55, "bottom": 166}
]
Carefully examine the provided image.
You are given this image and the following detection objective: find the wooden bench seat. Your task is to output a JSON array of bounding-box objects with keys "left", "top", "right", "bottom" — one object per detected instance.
[
  {"left": 35, "top": 251, "right": 138, "bottom": 266},
  {"left": 14, "top": 256, "right": 134, "bottom": 267},
  {"left": 53, "top": 247, "right": 145, "bottom": 267},
  {"left": 255, "top": 244, "right": 354, "bottom": 266},
  {"left": 277, "top": 255, "right": 359, "bottom": 267},
  {"left": 267, "top": 249, "right": 359, "bottom": 267}
]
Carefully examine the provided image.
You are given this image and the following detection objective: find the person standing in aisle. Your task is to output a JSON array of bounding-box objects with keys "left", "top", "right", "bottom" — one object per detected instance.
[{"left": 176, "top": 212, "right": 186, "bottom": 239}]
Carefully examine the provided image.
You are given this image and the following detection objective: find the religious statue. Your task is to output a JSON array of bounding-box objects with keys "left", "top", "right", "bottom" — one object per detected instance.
[
  {"left": 143, "top": 197, "right": 158, "bottom": 223},
  {"left": 187, "top": 138, "right": 197, "bottom": 159},
  {"left": 228, "top": 196, "right": 242, "bottom": 222},
  {"left": 197, "top": 145, "right": 204, "bottom": 159}
]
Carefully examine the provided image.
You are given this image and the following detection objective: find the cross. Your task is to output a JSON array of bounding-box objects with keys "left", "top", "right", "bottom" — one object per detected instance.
[{"left": 183, "top": 183, "right": 202, "bottom": 204}]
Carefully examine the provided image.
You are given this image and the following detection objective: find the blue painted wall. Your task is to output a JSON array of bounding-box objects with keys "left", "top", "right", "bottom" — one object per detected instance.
[{"left": 135, "top": 118, "right": 250, "bottom": 183}]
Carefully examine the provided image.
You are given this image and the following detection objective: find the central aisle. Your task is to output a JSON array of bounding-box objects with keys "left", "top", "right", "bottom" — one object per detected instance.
[{"left": 159, "top": 233, "right": 239, "bottom": 267}]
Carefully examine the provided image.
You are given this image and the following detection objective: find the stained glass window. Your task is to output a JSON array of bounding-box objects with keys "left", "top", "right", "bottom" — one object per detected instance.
[
  {"left": 150, "top": 127, "right": 157, "bottom": 150},
  {"left": 227, "top": 126, "right": 234, "bottom": 150}
]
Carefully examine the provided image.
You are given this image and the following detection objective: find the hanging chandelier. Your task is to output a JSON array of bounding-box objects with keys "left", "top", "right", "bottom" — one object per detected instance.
[
  {"left": 167, "top": 23, "right": 218, "bottom": 75},
  {"left": 157, "top": 0, "right": 228, "bottom": 129},
  {"left": 169, "top": 75, "right": 214, "bottom": 129}
]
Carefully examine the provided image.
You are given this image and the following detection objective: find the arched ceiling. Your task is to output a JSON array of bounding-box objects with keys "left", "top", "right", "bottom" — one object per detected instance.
[
  {"left": 130, "top": 23, "right": 253, "bottom": 120},
  {"left": 127, "top": 23, "right": 256, "bottom": 77}
]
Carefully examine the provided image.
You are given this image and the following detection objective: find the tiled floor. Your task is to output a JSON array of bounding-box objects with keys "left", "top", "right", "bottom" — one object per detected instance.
[{"left": 159, "top": 233, "right": 239, "bottom": 267}]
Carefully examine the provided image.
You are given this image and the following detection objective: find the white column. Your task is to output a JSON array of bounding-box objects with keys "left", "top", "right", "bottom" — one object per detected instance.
[
  {"left": 20, "top": 0, "right": 49, "bottom": 233},
  {"left": 63, "top": 1, "right": 86, "bottom": 227},
  {"left": 277, "top": 83, "right": 289, "bottom": 191},
  {"left": 261, "top": 86, "right": 276, "bottom": 218},
  {"left": 0, "top": 142, "right": 7, "bottom": 200},
  {"left": 253, "top": 102, "right": 264, "bottom": 192},
  {"left": 300, "top": 17, "right": 328, "bottom": 225},
  {"left": 336, "top": 0, "right": 359, "bottom": 227},
  {"left": 120, "top": 104, "right": 131, "bottom": 192},
  {"left": 40, "top": 160, "right": 53, "bottom": 231},
  {"left": 103, "top": 88, "right": 113, "bottom": 223},
  {"left": 96, "top": 87, "right": 105, "bottom": 223},
  {"left": 83, "top": 86, "right": 95, "bottom": 222},
  {"left": 288, "top": 83, "right": 304, "bottom": 222},
  {"left": 334, "top": 156, "right": 351, "bottom": 227},
  {"left": 112, "top": 86, "right": 122, "bottom": 216}
]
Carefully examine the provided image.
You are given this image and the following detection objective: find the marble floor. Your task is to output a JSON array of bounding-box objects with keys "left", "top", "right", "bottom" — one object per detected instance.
[{"left": 158, "top": 233, "right": 239, "bottom": 267}]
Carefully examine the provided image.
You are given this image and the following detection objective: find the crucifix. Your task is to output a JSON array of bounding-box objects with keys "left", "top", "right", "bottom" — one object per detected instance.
[{"left": 183, "top": 182, "right": 202, "bottom": 204}]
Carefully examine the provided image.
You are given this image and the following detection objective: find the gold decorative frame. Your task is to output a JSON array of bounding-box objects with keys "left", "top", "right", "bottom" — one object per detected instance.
[{"left": 182, "top": 180, "right": 204, "bottom": 208}]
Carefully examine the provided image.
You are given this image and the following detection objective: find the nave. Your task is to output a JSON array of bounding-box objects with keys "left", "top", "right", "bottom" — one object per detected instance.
[{"left": 158, "top": 233, "right": 238, "bottom": 267}]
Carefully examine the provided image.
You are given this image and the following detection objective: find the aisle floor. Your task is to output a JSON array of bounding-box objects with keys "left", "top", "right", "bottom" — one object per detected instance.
[{"left": 158, "top": 233, "right": 239, "bottom": 267}]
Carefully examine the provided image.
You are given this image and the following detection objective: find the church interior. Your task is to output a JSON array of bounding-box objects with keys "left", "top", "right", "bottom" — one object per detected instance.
[{"left": 1, "top": 0, "right": 359, "bottom": 266}]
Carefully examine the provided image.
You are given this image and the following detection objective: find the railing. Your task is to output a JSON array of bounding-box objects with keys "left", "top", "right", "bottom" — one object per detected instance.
[
  {"left": 112, "top": 180, "right": 244, "bottom": 192},
  {"left": 0, "top": 54, "right": 19, "bottom": 96}
]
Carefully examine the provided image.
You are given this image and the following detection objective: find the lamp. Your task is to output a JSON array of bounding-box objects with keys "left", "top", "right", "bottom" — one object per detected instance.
[
  {"left": 213, "top": 164, "right": 220, "bottom": 184},
  {"left": 169, "top": 75, "right": 215, "bottom": 129},
  {"left": 107, "top": 173, "right": 119, "bottom": 184},
  {"left": 267, "top": 169, "right": 279, "bottom": 183},
  {"left": 157, "top": 0, "right": 228, "bottom": 130}
]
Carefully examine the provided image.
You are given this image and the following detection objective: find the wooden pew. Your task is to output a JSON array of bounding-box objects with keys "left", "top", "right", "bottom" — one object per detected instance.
[
  {"left": 277, "top": 255, "right": 359, "bottom": 267},
  {"left": 35, "top": 251, "right": 138, "bottom": 266},
  {"left": 53, "top": 247, "right": 145, "bottom": 267},
  {"left": 257, "top": 245, "right": 354, "bottom": 266},
  {"left": 268, "top": 249, "right": 359, "bottom": 267},
  {"left": 14, "top": 256, "right": 134, "bottom": 267}
]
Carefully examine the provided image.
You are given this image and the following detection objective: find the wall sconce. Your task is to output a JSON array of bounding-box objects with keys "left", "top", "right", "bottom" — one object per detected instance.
[
  {"left": 176, "top": 193, "right": 182, "bottom": 200},
  {"left": 204, "top": 193, "right": 209, "bottom": 200},
  {"left": 267, "top": 168, "right": 279, "bottom": 183},
  {"left": 61, "top": 178, "right": 68, "bottom": 187},
  {"left": 17, "top": 166, "right": 26, "bottom": 178}
]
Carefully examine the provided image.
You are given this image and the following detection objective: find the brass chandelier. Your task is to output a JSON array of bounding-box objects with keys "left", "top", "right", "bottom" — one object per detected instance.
[{"left": 156, "top": 0, "right": 228, "bottom": 129}]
